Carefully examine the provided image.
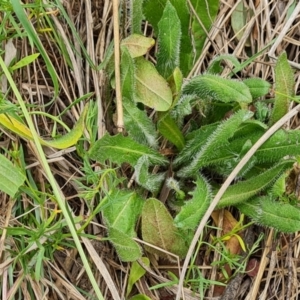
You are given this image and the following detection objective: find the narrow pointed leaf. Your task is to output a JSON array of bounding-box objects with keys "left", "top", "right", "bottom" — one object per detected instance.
[
  {"left": 142, "top": 198, "right": 188, "bottom": 258},
  {"left": 143, "top": 0, "right": 193, "bottom": 75},
  {"left": 126, "top": 257, "right": 150, "bottom": 297},
  {"left": 157, "top": 1, "right": 181, "bottom": 78},
  {"left": 130, "top": 0, "right": 144, "bottom": 34},
  {"left": 182, "top": 74, "right": 252, "bottom": 105},
  {"left": 0, "top": 105, "right": 88, "bottom": 149},
  {"left": 121, "top": 34, "right": 155, "bottom": 58},
  {"left": 123, "top": 98, "right": 158, "bottom": 148},
  {"left": 177, "top": 110, "right": 253, "bottom": 177},
  {"left": 207, "top": 54, "right": 241, "bottom": 74},
  {"left": 109, "top": 227, "right": 142, "bottom": 262},
  {"left": 217, "top": 160, "right": 294, "bottom": 208},
  {"left": 89, "top": 134, "right": 167, "bottom": 166},
  {"left": 174, "top": 175, "right": 211, "bottom": 229},
  {"left": 0, "top": 154, "right": 25, "bottom": 197},
  {"left": 270, "top": 52, "right": 295, "bottom": 124},
  {"left": 134, "top": 57, "right": 172, "bottom": 111}
]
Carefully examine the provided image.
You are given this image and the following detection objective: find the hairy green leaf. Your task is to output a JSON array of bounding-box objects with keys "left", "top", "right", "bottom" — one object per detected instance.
[
  {"left": 182, "top": 74, "right": 252, "bottom": 105},
  {"left": 109, "top": 227, "right": 142, "bottom": 262},
  {"left": 89, "top": 134, "right": 167, "bottom": 166},
  {"left": 123, "top": 98, "right": 158, "bottom": 148},
  {"left": 270, "top": 52, "right": 295, "bottom": 125},
  {"left": 135, "top": 156, "right": 165, "bottom": 193},
  {"left": 243, "top": 78, "right": 271, "bottom": 99},
  {"left": 130, "top": 0, "right": 144, "bottom": 34},
  {"left": 177, "top": 110, "right": 253, "bottom": 177},
  {"left": 238, "top": 196, "right": 300, "bottom": 233},
  {"left": 0, "top": 154, "right": 25, "bottom": 197},
  {"left": 134, "top": 57, "right": 172, "bottom": 111},
  {"left": 190, "top": 0, "right": 220, "bottom": 59},
  {"left": 102, "top": 189, "right": 143, "bottom": 237},
  {"left": 158, "top": 113, "right": 185, "bottom": 150},
  {"left": 207, "top": 54, "right": 241, "bottom": 74},
  {"left": 121, "top": 34, "right": 155, "bottom": 58},
  {"left": 217, "top": 160, "right": 294, "bottom": 208},
  {"left": 157, "top": 1, "right": 181, "bottom": 78},
  {"left": 143, "top": 0, "right": 193, "bottom": 75},
  {"left": 141, "top": 198, "right": 188, "bottom": 258},
  {"left": 174, "top": 175, "right": 211, "bottom": 229}
]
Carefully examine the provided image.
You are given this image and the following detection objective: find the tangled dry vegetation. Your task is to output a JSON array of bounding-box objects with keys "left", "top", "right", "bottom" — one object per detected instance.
[{"left": 1, "top": 0, "right": 300, "bottom": 299}]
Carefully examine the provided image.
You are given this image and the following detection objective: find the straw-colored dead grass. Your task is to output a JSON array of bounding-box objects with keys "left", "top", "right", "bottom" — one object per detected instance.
[{"left": 1, "top": 0, "right": 300, "bottom": 299}]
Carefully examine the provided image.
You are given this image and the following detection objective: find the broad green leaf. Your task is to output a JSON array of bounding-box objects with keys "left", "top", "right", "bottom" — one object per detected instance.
[
  {"left": 135, "top": 156, "right": 165, "bottom": 193},
  {"left": 207, "top": 54, "right": 241, "bottom": 74},
  {"left": 217, "top": 160, "right": 294, "bottom": 208},
  {"left": 121, "top": 34, "right": 155, "bottom": 58},
  {"left": 126, "top": 257, "right": 150, "bottom": 297},
  {"left": 123, "top": 98, "right": 158, "bottom": 148},
  {"left": 130, "top": 0, "right": 144, "bottom": 34},
  {"left": 141, "top": 198, "right": 188, "bottom": 258},
  {"left": 157, "top": 113, "right": 185, "bottom": 150},
  {"left": 134, "top": 57, "right": 172, "bottom": 111},
  {"left": 109, "top": 227, "right": 142, "bottom": 262},
  {"left": 238, "top": 196, "right": 300, "bottom": 233},
  {"left": 102, "top": 189, "right": 143, "bottom": 237},
  {"left": 270, "top": 52, "right": 295, "bottom": 125},
  {"left": 231, "top": 1, "right": 249, "bottom": 46},
  {"left": 190, "top": 0, "right": 220, "bottom": 59},
  {"left": 143, "top": 0, "right": 193, "bottom": 76},
  {"left": 182, "top": 74, "right": 252, "bottom": 105},
  {"left": 243, "top": 78, "right": 271, "bottom": 99},
  {"left": 0, "top": 105, "right": 88, "bottom": 149},
  {"left": 157, "top": 1, "right": 181, "bottom": 78},
  {"left": 10, "top": 53, "right": 40, "bottom": 71},
  {"left": 174, "top": 175, "right": 211, "bottom": 229},
  {"left": 88, "top": 134, "right": 167, "bottom": 166},
  {"left": 121, "top": 48, "right": 135, "bottom": 99},
  {"left": 177, "top": 110, "right": 253, "bottom": 177},
  {"left": 0, "top": 154, "right": 25, "bottom": 197}
]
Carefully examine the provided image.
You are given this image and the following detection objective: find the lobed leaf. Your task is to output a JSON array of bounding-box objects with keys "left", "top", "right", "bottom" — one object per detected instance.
[
  {"left": 157, "top": 1, "right": 181, "bottom": 78},
  {"left": 174, "top": 175, "right": 212, "bottom": 229},
  {"left": 182, "top": 74, "right": 252, "bottom": 105},
  {"left": 134, "top": 57, "right": 172, "bottom": 111},
  {"left": 217, "top": 160, "right": 294, "bottom": 208},
  {"left": 88, "top": 134, "right": 167, "bottom": 166}
]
